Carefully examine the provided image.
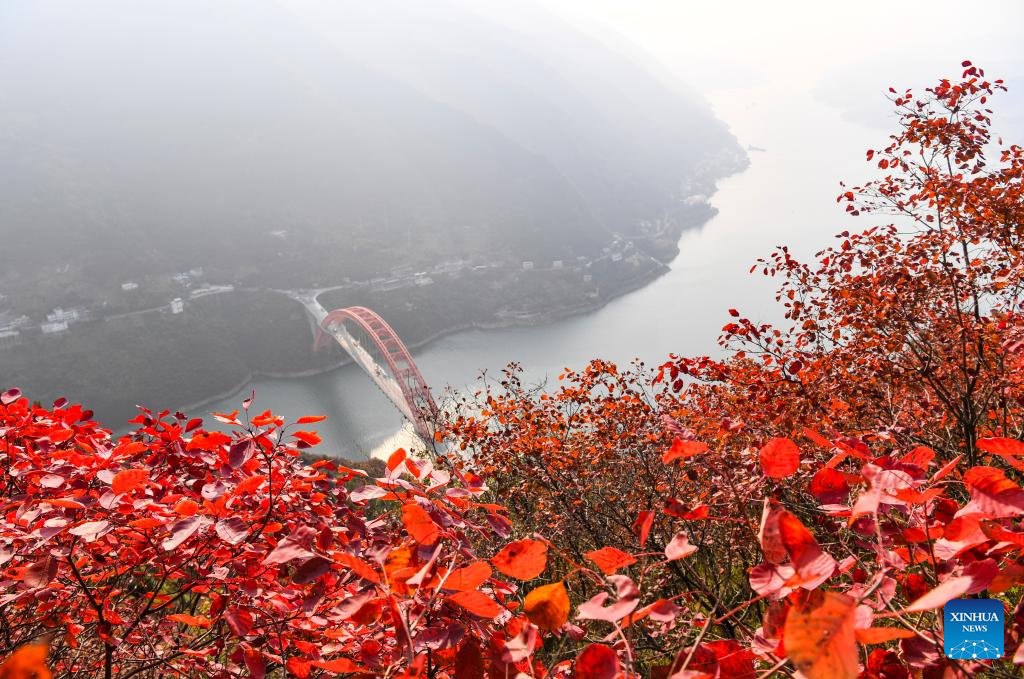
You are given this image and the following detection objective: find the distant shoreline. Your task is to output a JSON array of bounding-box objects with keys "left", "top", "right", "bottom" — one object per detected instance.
[
  {"left": 177, "top": 260, "right": 669, "bottom": 417},
  {"left": 159, "top": 154, "right": 749, "bottom": 420}
]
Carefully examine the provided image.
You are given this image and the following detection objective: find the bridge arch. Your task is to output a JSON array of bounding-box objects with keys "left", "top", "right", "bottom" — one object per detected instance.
[{"left": 316, "top": 306, "right": 437, "bottom": 439}]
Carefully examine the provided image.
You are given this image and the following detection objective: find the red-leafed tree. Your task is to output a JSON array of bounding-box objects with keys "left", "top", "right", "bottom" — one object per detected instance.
[
  {"left": 437, "top": 64, "right": 1024, "bottom": 677},
  {"left": 0, "top": 389, "right": 539, "bottom": 678},
  {"left": 664, "top": 61, "right": 1024, "bottom": 462}
]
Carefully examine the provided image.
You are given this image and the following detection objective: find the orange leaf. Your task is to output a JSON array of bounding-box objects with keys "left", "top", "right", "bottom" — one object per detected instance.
[
  {"left": 129, "top": 517, "right": 164, "bottom": 530},
  {"left": 112, "top": 469, "right": 149, "bottom": 495},
  {"left": 387, "top": 448, "right": 407, "bottom": 472},
  {"left": 523, "top": 581, "right": 570, "bottom": 631},
  {"left": 311, "top": 658, "right": 365, "bottom": 674},
  {"left": 167, "top": 614, "right": 212, "bottom": 628},
  {"left": 46, "top": 498, "right": 86, "bottom": 510},
  {"left": 776, "top": 509, "right": 836, "bottom": 589},
  {"left": 585, "top": 546, "right": 637, "bottom": 575},
  {"left": 334, "top": 552, "right": 380, "bottom": 583},
  {"left": 0, "top": 643, "right": 52, "bottom": 679},
  {"left": 662, "top": 438, "right": 708, "bottom": 463},
  {"left": 292, "top": 430, "right": 321, "bottom": 446},
  {"left": 978, "top": 437, "right": 1024, "bottom": 457},
  {"left": 443, "top": 561, "right": 492, "bottom": 591},
  {"left": 233, "top": 475, "right": 265, "bottom": 496},
  {"left": 783, "top": 591, "right": 858, "bottom": 679},
  {"left": 855, "top": 627, "right": 916, "bottom": 644},
  {"left": 174, "top": 499, "right": 199, "bottom": 516},
  {"left": 401, "top": 503, "right": 440, "bottom": 545},
  {"left": 447, "top": 590, "right": 503, "bottom": 618},
  {"left": 296, "top": 415, "right": 328, "bottom": 424},
  {"left": 491, "top": 539, "right": 547, "bottom": 580}
]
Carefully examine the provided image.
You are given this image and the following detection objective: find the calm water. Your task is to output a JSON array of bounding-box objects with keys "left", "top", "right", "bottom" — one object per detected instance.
[{"left": 206, "top": 85, "right": 879, "bottom": 459}]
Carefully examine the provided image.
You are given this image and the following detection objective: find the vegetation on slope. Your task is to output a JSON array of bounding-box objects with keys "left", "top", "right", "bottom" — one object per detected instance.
[{"left": 2, "top": 65, "right": 1023, "bottom": 678}]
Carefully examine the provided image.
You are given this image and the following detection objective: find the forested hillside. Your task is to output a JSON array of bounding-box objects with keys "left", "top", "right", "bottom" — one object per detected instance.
[{"left": 0, "top": 0, "right": 741, "bottom": 297}]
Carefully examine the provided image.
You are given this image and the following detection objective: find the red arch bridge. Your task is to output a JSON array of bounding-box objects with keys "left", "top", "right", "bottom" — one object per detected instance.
[{"left": 290, "top": 291, "right": 437, "bottom": 441}]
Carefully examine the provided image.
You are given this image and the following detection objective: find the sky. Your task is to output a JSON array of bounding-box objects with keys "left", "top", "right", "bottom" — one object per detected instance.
[{"left": 540, "top": 0, "right": 1023, "bottom": 89}]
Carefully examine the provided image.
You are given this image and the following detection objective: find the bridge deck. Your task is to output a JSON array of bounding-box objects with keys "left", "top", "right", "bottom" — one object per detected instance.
[{"left": 287, "top": 292, "right": 433, "bottom": 440}]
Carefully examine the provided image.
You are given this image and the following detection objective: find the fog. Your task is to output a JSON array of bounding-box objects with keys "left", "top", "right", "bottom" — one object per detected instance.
[{"left": 1, "top": 1, "right": 1021, "bottom": 430}]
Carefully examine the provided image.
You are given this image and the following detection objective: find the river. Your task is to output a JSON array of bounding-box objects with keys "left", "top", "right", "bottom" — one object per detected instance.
[{"left": 206, "top": 84, "right": 881, "bottom": 459}]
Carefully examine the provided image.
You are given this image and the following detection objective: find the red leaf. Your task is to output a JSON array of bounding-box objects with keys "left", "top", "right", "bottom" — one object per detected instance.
[
  {"left": 705, "top": 640, "right": 756, "bottom": 679},
  {"left": 931, "top": 454, "right": 962, "bottom": 482},
  {"left": 777, "top": 509, "right": 836, "bottom": 589},
  {"left": 443, "top": 561, "right": 492, "bottom": 591},
  {"left": 286, "top": 656, "right": 310, "bottom": 678},
  {"left": 632, "top": 510, "right": 655, "bottom": 547},
  {"left": 334, "top": 552, "right": 380, "bottom": 583},
  {"left": 574, "top": 644, "right": 619, "bottom": 679},
  {"left": 312, "top": 658, "right": 365, "bottom": 674},
  {"left": 447, "top": 590, "right": 502, "bottom": 618},
  {"left": 901, "top": 446, "right": 936, "bottom": 468},
  {"left": 454, "top": 640, "right": 485, "bottom": 679},
  {"left": 224, "top": 608, "right": 253, "bottom": 636},
  {"left": 401, "top": 503, "right": 440, "bottom": 545},
  {"left": 749, "top": 562, "right": 795, "bottom": 598},
  {"left": 22, "top": 557, "right": 57, "bottom": 587},
  {"left": 292, "top": 431, "right": 322, "bottom": 447},
  {"left": 292, "top": 556, "right": 332, "bottom": 585},
  {"left": 233, "top": 475, "right": 265, "bottom": 496},
  {"left": 585, "top": 546, "right": 637, "bottom": 575},
  {"left": 161, "top": 516, "right": 205, "bottom": 551},
  {"left": 167, "top": 614, "right": 212, "bottom": 628},
  {"left": 296, "top": 415, "right": 328, "bottom": 424},
  {"left": 809, "top": 468, "right": 850, "bottom": 502},
  {"left": 387, "top": 448, "right": 408, "bottom": 472},
  {"left": 759, "top": 438, "right": 800, "bottom": 479},
  {"left": 68, "top": 520, "right": 110, "bottom": 542},
  {"left": 784, "top": 592, "right": 858, "bottom": 679},
  {"left": 491, "top": 539, "right": 547, "bottom": 580},
  {"left": 963, "top": 466, "right": 1024, "bottom": 517},
  {"left": 662, "top": 438, "right": 708, "bottom": 463},
  {"left": 978, "top": 437, "right": 1024, "bottom": 458},
  {"left": 111, "top": 469, "right": 149, "bottom": 496},
  {"left": 215, "top": 518, "right": 249, "bottom": 545},
  {"left": 577, "top": 575, "right": 640, "bottom": 623}
]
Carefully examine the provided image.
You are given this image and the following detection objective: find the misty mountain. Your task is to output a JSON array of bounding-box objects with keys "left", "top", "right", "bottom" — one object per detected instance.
[{"left": 0, "top": 0, "right": 741, "bottom": 297}]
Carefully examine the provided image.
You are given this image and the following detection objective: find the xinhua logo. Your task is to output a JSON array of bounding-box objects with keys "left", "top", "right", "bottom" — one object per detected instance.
[{"left": 943, "top": 599, "right": 1004, "bottom": 660}]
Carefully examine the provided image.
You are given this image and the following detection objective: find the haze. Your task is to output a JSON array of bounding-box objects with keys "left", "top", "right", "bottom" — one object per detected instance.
[{"left": 0, "top": 0, "right": 1021, "bottom": 439}]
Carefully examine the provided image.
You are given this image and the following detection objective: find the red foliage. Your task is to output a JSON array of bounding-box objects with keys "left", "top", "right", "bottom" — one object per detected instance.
[
  {"left": 0, "top": 395, "right": 530, "bottom": 677},
  {"left": 4, "top": 63, "right": 1024, "bottom": 678}
]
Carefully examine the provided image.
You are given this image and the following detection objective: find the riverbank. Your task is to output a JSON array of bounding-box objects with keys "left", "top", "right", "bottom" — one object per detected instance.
[
  {"left": 173, "top": 257, "right": 672, "bottom": 418},
  {"left": 1, "top": 150, "right": 746, "bottom": 427}
]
